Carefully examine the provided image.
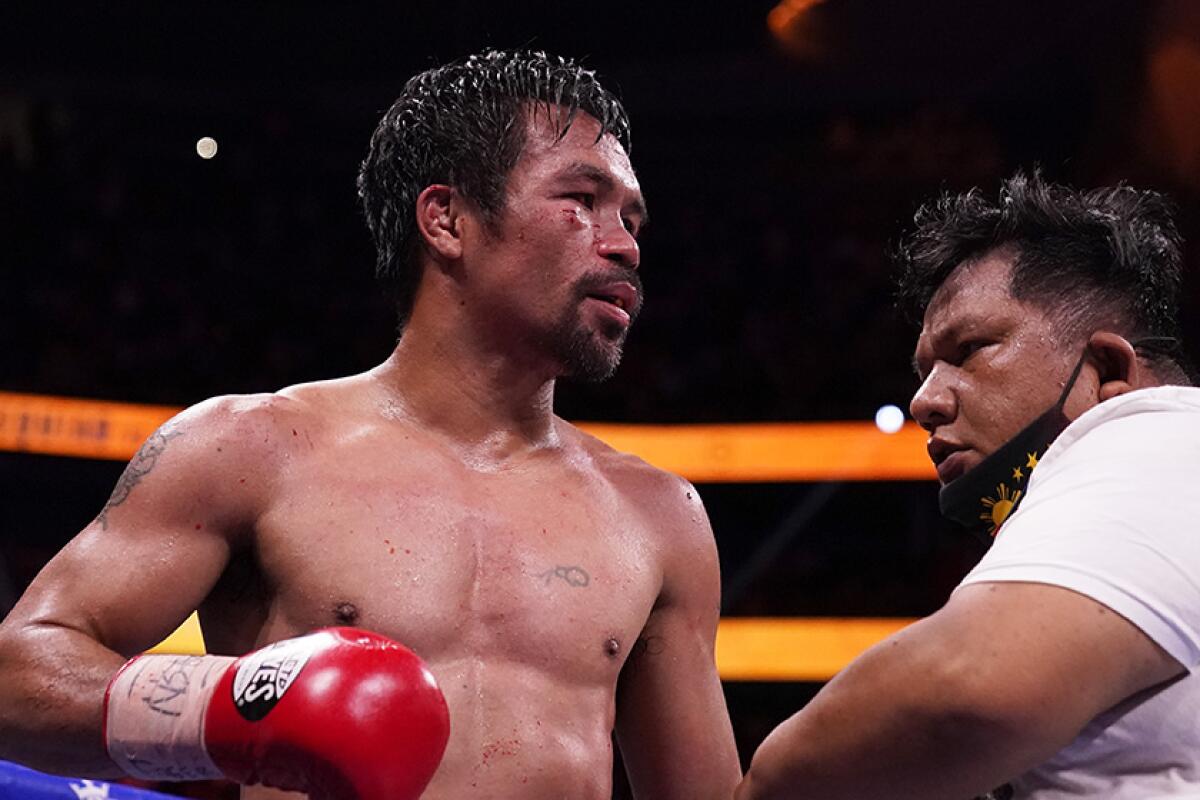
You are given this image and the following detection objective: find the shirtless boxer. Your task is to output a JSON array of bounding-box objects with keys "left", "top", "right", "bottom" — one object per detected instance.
[{"left": 0, "top": 50, "right": 741, "bottom": 799}]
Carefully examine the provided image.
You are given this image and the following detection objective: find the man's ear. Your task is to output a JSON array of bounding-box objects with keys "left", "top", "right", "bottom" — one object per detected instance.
[
  {"left": 415, "top": 184, "right": 464, "bottom": 263},
  {"left": 1088, "top": 331, "right": 1141, "bottom": 401}
]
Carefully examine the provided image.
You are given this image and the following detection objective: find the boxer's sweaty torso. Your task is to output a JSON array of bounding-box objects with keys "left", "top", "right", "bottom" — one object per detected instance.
[{"left": 194, "top": 377, "right": 680, "bottom": 799}]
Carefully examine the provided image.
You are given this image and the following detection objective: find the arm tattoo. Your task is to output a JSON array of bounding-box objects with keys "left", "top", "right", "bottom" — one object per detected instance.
[
  {"left": 536, "top": 565, "right": 591, "bottom": 588},
  {"left": 98, "top": 423, "right": 184, "bottom": 530}
]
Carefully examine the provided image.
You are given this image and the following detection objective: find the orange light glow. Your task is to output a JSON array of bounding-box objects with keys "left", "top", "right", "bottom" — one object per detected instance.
[
  {"left": 767, "top": 0, "right": 828, "bottom": 39},
  {"left": 0, "top": 391, "right": 936, "bottom": 482}
]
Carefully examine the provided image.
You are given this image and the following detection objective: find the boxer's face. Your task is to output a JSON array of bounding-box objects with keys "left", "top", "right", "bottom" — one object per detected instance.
[
  {"left": 910, "top": 250, "right": 1084, "bottom": 484},
  {"left": 462, "top": 108, "right": 646, "bottom": 381}
]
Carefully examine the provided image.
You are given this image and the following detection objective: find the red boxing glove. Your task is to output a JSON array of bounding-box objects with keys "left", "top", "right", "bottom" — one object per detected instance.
[{"left": 105, "top": 627, "right": 449, "bottom": 800}]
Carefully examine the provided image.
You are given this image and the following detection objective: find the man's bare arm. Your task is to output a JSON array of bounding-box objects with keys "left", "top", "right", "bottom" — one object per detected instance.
[
  {"left": 0, "top": 396, "right": 281, "bottom": 776},
  {"left": 615, "top": 478, "right": 741, "bottom": 800},
  {"left": 737, "top": 581, "right": 1185, "bottom": 800}
]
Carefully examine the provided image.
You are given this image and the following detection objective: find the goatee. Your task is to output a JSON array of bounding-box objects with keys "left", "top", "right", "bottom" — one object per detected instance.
[
  {"left": 554, "top": 319, "right": 628, "bottom": 382},
  {"left": 551, "top": 268, "right": 643, "bottom": 383}
]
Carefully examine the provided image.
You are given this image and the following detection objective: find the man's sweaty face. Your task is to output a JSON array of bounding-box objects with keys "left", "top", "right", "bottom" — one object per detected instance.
[
  {"left": 909, "top": 251, "right": 1079, "bottom": 484},
  {"left": 470, "top": 109, "right": 646, "bottom": 381}
]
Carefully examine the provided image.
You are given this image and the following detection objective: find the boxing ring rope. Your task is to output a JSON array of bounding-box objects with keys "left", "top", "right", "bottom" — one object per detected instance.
[
  {"left": 0, "top": 759, "right": 178, "bottom": 799},
  {"left": 0, "top": 391, "right": 926, "bottom": 679}
]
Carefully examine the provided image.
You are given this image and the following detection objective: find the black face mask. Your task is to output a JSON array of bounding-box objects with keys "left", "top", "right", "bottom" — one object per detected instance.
[{"left": 938, "top": 350, "right": 1088, "bottom": 546}]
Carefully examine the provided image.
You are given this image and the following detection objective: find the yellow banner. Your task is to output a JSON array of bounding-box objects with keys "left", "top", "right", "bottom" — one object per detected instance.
[
  {"left": 0, "top": 392, "right": 935, "bottom": 482},
  {"left": 715, "top": 616, "right": 913, "bottom": 681},
  {"left": 585, "top": 421, "right": 933, "bottom": 482},
  {"left": 149, "top": 612, "right": 915, "bottom": 681},
  {"left": 0, "top": 392, "right": 177, "bottom": 461}
]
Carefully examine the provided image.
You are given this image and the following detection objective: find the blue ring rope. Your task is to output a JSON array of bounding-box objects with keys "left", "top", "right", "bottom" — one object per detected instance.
[{"left": 0, "top": 760, "right": 182, "bottom": 799}]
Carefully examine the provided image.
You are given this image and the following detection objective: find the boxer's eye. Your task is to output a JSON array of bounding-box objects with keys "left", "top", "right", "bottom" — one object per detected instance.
[{"left": 565, "top": 192, "right": 595, "bottom": 210}]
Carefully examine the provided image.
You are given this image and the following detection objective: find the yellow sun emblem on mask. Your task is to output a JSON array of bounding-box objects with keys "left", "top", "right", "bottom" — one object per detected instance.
[{"left": 979, "top": 483, "right": 1022, "bottom": 535}]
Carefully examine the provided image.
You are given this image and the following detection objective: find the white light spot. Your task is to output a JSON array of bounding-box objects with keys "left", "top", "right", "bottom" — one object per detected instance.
[
  {"left": 875, "top": 404, "right": 905, "bottom": 434},
  {"left": 195, "top": 137, "right": 218, "bottom": 159}
]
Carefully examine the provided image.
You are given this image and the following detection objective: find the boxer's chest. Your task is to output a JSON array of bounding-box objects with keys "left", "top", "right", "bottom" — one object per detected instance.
[{"left": 252, "top": 449, "right": 662, "bottom": 680}]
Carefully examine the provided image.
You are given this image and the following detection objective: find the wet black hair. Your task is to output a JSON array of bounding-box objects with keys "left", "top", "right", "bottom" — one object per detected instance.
[
  {"left": 357, "top": 49, "right": 631, "bottom": 329},
  {"left": 896, "top": 170, "right": 1192, "bottom": 382}
]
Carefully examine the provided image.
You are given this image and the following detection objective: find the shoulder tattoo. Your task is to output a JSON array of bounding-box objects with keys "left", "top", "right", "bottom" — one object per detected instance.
[{"left": 98, "top": 423, "right": 184, "bottom": 530}]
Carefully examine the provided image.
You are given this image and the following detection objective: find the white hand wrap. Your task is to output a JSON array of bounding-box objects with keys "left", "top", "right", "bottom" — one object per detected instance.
[{"left": 104, "top": 653, "right": 235, "bottom": 781}]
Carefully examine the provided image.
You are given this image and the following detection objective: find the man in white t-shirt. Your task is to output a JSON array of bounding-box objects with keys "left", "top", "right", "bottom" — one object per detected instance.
[{"left": 737, "top": 171, "right": 1200, "bottom": 799}]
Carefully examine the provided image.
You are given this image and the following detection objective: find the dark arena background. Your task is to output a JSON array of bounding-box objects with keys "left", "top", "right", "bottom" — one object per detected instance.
[{"left": 3, "top": 1, "right": 1200, "bottom": 797}]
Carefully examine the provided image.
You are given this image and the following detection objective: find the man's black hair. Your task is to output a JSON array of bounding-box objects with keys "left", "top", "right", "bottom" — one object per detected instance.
[
  {"left": 357, "top": 49, "right": 631, "bottom": 329},
  {"left": 895, "top": 170, "right": 1192, "bottom": 382}
]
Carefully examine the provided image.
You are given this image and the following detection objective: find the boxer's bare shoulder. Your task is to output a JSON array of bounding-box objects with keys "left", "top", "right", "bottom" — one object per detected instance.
[
  {"left": 564, "top": 419, "right": 712, "bottom": 539},
  {"left": 92, "top": 395, "right": 272, "bottom": 536},
  {"left": 559, "top": 419, "right": 719, "bottom": 600},
  {"left": 134, "top": 390, "right": 306, "bottom": 464},
  {"left": 91, "top": 377, "right": 387, "bottom": 563},
  {"left": 139, "top": 373, "right": 379, "bottom": 476}
]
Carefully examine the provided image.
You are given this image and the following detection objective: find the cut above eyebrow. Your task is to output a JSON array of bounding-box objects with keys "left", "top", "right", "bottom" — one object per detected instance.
[{"left": 558, "top": 161, "right": 649, "bottom": 224}]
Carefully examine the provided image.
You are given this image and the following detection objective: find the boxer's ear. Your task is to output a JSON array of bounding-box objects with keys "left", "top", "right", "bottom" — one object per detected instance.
[
  {"left": 1089, "top": 331, "right": 1140, "bottom": 401},
  {"left": 415, "top": 185, "right": 464, "bottom": 263}
]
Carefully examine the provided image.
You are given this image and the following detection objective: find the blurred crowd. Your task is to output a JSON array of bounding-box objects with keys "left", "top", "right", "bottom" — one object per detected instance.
[{"left": 0, "top": 94, "right": 1017, "bottom": 423}]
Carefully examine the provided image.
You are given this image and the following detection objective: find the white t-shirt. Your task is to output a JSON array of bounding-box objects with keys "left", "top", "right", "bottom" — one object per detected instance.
[{"left": 958, "top": 386, "right": 1200, "bottom": 799}]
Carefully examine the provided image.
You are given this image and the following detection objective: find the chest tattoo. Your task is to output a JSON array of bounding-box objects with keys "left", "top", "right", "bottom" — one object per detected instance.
[{"left": 535, "top": 565, "right": 591, "bottom": 588}]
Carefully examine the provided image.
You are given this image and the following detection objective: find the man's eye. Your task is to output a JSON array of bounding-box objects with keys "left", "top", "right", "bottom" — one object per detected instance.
[
  {"left": 566, "top": 193, "right": 595, "bottom": 209},
  {"left": 959, "top": 340, "right": 991, "bottom": 361}
]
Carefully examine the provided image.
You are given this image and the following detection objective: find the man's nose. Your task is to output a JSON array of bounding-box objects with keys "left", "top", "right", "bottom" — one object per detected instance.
[
  {"left": 597, "top": 222, "right": 640, "bottom": 270},
  {"left": 909, "top": 366, "right": 957, "bottom": 432}
]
